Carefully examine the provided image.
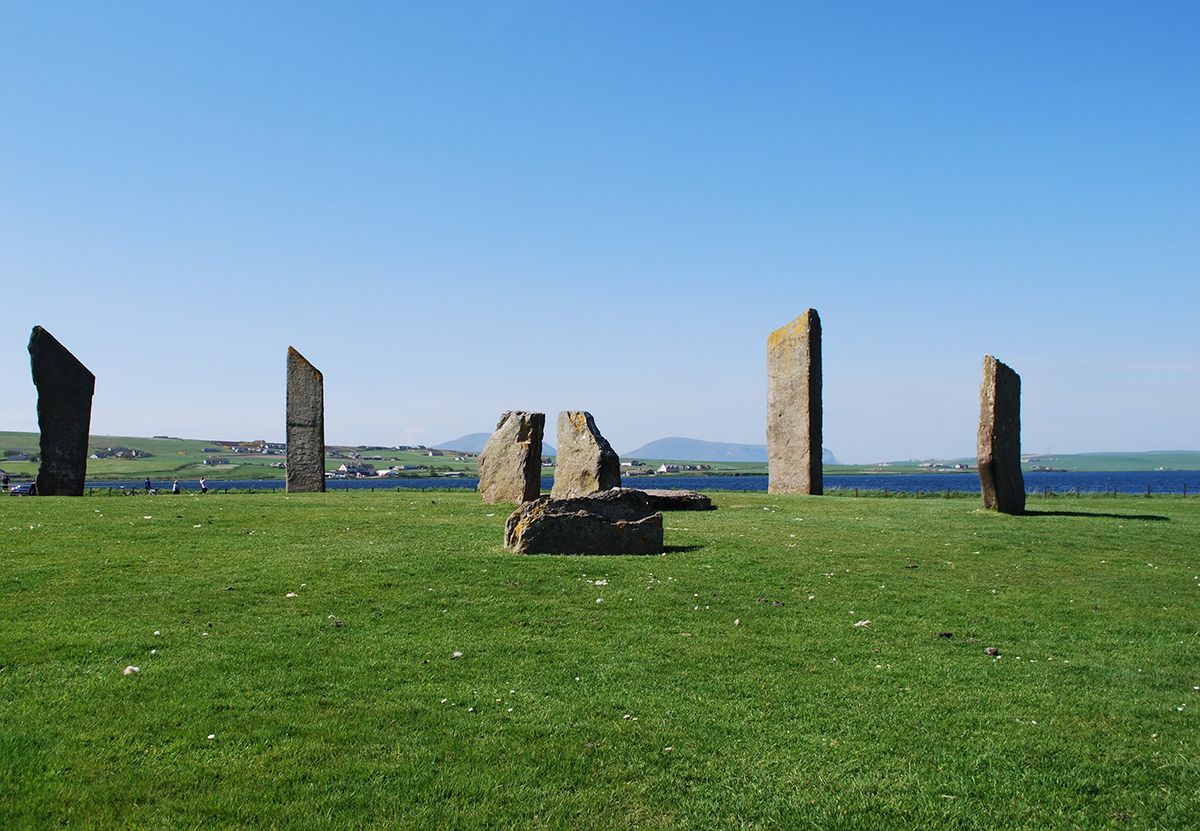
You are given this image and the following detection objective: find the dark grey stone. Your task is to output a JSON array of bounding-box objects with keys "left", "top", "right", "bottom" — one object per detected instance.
[
  {"left": 286, "top": 346, "right": 326, "bottom": 493},
  {"left": 767, "top": 309, "right": 822, "bottom": 495},
  {"left": 28, "top": 326, "right": 94, "bottom": 496},
  {"left": 550, "top": 411, "right": 621, "bottom": 499},
  {"left": 504, "top": 489, "right": 663, "bottom": 554},
  {"left": 608, "top": 487, "right": 714, "bottom": 511},
  {"left": 977, "top": 354, "right": 1025, "bottom": 514},
  {"left": 478, "top": 411, "right": 545, "bottom": 503}
]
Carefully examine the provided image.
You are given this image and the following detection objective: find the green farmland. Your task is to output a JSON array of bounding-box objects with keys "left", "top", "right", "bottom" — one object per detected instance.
[
  {"left": 0, "top": 432, "right": 477, "bottom": 482},
  {"left": 2, "top": 490, "right": 1197, "bottom": 828}
]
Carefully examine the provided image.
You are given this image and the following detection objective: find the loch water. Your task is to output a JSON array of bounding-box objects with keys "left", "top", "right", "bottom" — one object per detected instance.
[{"left": 86, "top": 470, "right": 1200, "bottom": 495}]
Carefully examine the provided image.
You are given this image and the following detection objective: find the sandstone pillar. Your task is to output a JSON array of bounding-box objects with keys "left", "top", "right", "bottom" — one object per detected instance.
[
  {"left": 286, "top": 347, "right": 326, "bottom": 493},
  {"left": 767, "top": 309, "right": 822, "bottom": 494},
  {"left": 550, "top": 411, "right": 621, "bottom": 499},
  {"left": 28, "top": 326, "right": 95, "bottom": 496},
  {"left": 977, "top": 354, "right": 1025, "bottom": 514},
  {"left": 478, "top": 411, "right": 545, "bottom": 503}
]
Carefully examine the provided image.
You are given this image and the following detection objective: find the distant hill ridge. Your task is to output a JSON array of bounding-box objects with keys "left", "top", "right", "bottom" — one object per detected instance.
[
  {"left": 623, "top": 437, "right": 838, "bottom": 465},
  {"left": 434, "top": 432, "right": 557, "bottom": 456}
]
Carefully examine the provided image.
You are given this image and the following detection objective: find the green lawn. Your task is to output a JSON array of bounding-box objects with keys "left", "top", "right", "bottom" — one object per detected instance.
[{"left": 1, "top": 491, "right": 1197, "bottom": 829}]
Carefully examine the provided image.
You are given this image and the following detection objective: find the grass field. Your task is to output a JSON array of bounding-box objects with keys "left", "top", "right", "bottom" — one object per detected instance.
[{"left": 2, "top": 490, "right": 1197, "bottom": 828}]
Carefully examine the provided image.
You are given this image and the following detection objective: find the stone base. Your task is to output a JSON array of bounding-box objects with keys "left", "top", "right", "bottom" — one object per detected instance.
[
  {"left": 608, "top": 487, "right": 714, "bottom": 511},
  {"left": 504, "top": 489, "right": 663, "bottom": 555}
]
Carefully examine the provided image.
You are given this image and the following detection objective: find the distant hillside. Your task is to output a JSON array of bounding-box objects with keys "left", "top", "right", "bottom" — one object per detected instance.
[
  {"left": 1022, "top": 450, "right": 1200, "bottom": 472},
  {"left": 434, "top": 432, "right": 556, "bottom": 456},
  {"left": 623, "top": 437, "right": 838, "bottom": 465}
]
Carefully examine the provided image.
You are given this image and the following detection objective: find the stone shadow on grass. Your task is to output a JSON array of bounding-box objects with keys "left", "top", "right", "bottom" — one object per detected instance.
[
  {"left": 662, "top": 544, "right": 704, "bottom": 553},
  {"left": 1022, "top": 509, "right": 1169, "bottom": 522}
]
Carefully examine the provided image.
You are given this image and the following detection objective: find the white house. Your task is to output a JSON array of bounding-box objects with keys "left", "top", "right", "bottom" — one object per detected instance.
[{"left": 338, "top": 463, "right": 377, "bottom": 477}]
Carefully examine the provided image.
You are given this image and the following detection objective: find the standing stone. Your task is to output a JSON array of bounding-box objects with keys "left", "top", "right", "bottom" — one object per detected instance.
[
  {"left": 478, "top": 411, "right": 545, "bottom": 503},
  {"left": 550, "top": 411, "right": 621, "bottom": 499},
  {"left": 286, "top": 347, "right": 326, "bottom": 493},
  {"left": 977, "top": 355, "right": 1025, "bottom": 514},
  {"left": 767, "top": 309, "right": 822, "bottom": 495},
  {"left": 28, "top": 326, "right": 95, "bottom": 496}
]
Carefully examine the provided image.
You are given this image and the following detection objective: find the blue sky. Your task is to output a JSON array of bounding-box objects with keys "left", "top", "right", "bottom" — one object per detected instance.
[{"left": 2, "top": 2, "right": 1196, "bottom": 463}]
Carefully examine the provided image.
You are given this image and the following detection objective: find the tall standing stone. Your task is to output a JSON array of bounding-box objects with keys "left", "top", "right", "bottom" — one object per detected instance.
[
  {"left": 550, "top": 411, "right": 621, "bottom": 499},
  {"left": 767, "top": 309, "right": 822, "bottom": 495},
  {"left": 28, "top": 326, "right": 95, "bottom": 496},
  {"left": 977, "top": 354, "right": 1025, "bottom": 514},
  {"left": 478, "top": 411, "right": 545, "bottom": 503},
  {"left": 286, "top": 346, "right": 326, "bottom": 493}
]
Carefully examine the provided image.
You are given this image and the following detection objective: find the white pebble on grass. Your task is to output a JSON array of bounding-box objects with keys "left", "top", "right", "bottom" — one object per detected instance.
[
  {"left": 207, "top": 734, "right": 215, "bottom": 740},
  {"left": 854, "top": 620, "right": 872, "bottom": 628},
  {"left": 286, "top": 592, "right": 298, "bottom": 598},
  {"left": 123, "top": 666, "right": 139, "bottom": 676},
  {"left": 451, "top": 651, "right": 463, "bottom": 659}
]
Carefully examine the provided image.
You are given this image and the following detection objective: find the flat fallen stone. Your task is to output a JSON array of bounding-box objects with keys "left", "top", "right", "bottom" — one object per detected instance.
[
  {"left": 977, "top": 354, "right": 1025, "bottom": 514},
  {"left": 286, "top": 346, "right": 326, "bottom": 493},
  {"left": 504, "top": 489, "right": 663, "bottom": 555},
  {"left": 478, "top": 411, "right": 545, "bottom": 503},
  {"left": 28, "top": 326, "right": 94, "bottom": 496},
  {"left": 550, "top": 411, "right": 621, "bottom": 499},
  {"left": 608, "top": 487, "right": 714, "bottom": 511},
  {"left": 767, "top": 309, "right": 823, "bottom": 495}
]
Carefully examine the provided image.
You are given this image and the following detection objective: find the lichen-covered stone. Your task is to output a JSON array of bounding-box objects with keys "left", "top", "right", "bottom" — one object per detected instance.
[
  {"left": 504, "top": 489, "right": 663, "bottom": 554},
  {"left": 478, "top": 411, "right": 545, "bottom": 503},
  {"left": 550, "top": 411, "right": 621, "bottom": 499},
  {"left": 286, "top": 347, "right": 326, "bottom": 493},
  {"left": 607, "top": 487, "right": 714, "bottom": 511},
  {"left": 28, "top": 326, "right": 95, "bottom": 496},
  {"left": 977, "top": 354, "right": 1025, "bottom": 514},
  {"left": 767, "top": 309, "right": 822, "bottom": 495}
]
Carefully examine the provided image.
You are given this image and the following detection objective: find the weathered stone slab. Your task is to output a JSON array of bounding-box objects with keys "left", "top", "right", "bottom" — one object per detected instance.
[
  {"left": 478, "top": 411, "right": 545, "bottom": 503},
  {"left": 767, "top": 309, "right": 822, "bottom": 495},
  {"left": 28, "top": 326, "right": 94, "bottom": 496},
  {"left": 550, "top": 411, "right": 621, "bottom": 499},
  {"left": 608, "top": 487, "right": 714, "bottom": 511},
  {"left": 286, "top": 346, "right": 326, "bottom": 493},
  {"left": 504, "top": 489, "right": 663, "bottom": 554},
  {"left": 977, "top": 354, "right": 1025, "bottom": 514}
]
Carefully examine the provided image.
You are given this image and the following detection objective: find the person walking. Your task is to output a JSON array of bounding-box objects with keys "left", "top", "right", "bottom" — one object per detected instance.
[
  {"left": 145, "top": 477, "right": 153, "bottom": 494},
  {"left": 171, "top": 479, "right": 180, "bottom": 494},
  {"left": 2, "top": 472, "right": 9, "bottom": 491},
  {"left": 199, "top": 476, "right": 208, "bottom": 494}
]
